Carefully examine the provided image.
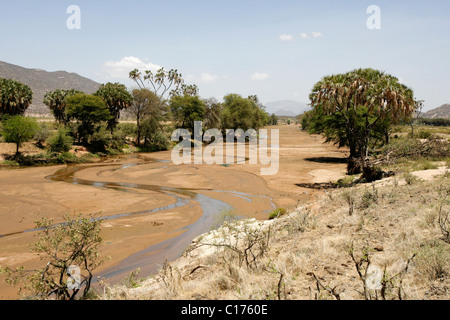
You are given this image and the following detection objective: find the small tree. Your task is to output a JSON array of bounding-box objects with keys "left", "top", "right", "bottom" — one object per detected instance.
[
  {"left": 130, "top": 89, "right": 161, "bottom": 146},
  {"left": 1, "top": 115, "right": 39, "bottom": 155},
  {"left": 66, "top": 94, "right": 111, "bottom": 144},
  {"left": 0, "top": 78, "right": 33, "bottom": 116},
  {"left": 0, "top": 214, "right": 107, "bottom": 300}
]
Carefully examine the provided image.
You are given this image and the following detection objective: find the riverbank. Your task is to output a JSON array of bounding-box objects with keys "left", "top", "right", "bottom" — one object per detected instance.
[
  {"left": 0, "top": 125, "right": 348, "bottom": 299},
  {"left": 102, "top": 167, "right": 450, "bottom": 300}
]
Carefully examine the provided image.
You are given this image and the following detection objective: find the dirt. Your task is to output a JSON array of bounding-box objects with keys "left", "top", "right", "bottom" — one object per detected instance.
[{"left": 0, "top": 125, "right": 348, "bottom": 299}]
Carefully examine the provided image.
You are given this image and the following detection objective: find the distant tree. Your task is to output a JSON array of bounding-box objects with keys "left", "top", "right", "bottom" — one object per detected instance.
[
  {"left": 221, "top": 94, "right": 268, "bottom": 131},
  {"left": 170, "top": 95, "right": 205, "bottom": 132},
  {"left": 43, "top": 89, "right": 83, "bottom": 125},
  {"left": 0, "top": 78, "right": 33, "bottom": 116},
  {"left": 95, "top": 83, "right": 133, "bottom": 133},
  {"left": 1, "top": 115, "right": 39, "bottom": 155},
  {"left": 65, "top": 94, "right": 111, "bottom": 144},
  {"left": 203, "top": 98, "right": 223, "bottom": 129},
  {"left": 270, "top": 114, "right": 278, "bottom": 126},
  {"left": 309, "top": 68, "right": 417, "bottom": 176},
  {"left": 130, "top": 89, "right": 161, "bottom": 146},
  {"left": 129, "top": 68, "right": 198, "bottom": 108}
]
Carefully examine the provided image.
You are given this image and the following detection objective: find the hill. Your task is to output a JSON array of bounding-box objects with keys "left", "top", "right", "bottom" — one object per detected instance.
[
  {"left": 264, "top": 100, "right": 310, "bottom": 117},
  {"left": 423, "top": 104, "right": 450, "bottom": 119},
  {"left": 0, "top": 61, "right": 100, "bottom": 115}
]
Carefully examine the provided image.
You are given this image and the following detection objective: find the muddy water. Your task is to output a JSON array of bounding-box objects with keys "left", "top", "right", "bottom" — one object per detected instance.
[{"left": 41, "top": 154, "right": 275, "bottom": 283}]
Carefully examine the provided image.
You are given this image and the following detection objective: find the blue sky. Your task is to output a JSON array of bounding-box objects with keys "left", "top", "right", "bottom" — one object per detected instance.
[{"left": 0, "top": 0, "right": 449, "bottom": 111}]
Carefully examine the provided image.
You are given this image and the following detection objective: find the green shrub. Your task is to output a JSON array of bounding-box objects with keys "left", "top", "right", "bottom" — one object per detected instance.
[
  {"left": 34, "top": 123, "right": 52, "bottom": 147},
  {"left": 47, "top": 128, "right": 73, "bottom": 153},
  {"left": 268, "top": 208, "right": 287, "bottom": 220},
  {"left": 118, "top": 123, "right": 137, "bottom": 138}
]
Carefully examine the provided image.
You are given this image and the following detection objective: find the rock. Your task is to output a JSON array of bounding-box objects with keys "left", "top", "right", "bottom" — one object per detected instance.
[{"left": 374, "top": 245, "right": 384, "bottom": 252}]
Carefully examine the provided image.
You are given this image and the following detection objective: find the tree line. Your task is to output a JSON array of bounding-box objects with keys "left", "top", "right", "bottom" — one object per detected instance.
[{"left": 0, "top": 68, "right": 279, "bottom": 157}]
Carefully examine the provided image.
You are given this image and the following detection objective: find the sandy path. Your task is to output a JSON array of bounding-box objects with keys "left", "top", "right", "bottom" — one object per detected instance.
[{"left": 0, "top": 125, "right": 347, "bottom": 299}]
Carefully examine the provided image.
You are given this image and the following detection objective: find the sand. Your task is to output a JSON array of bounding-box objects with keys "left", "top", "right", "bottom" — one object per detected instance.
[{"left": 0, "top": 125, "right": 347, "bottom": 299}]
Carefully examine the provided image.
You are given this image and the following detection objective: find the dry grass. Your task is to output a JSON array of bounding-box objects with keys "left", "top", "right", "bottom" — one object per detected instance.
[{"left": 97, "top": 172, "right": 450, "bottom": 300}]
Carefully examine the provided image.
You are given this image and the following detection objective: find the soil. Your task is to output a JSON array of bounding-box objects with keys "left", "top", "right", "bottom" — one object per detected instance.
[{"left": 0, "top": 125, "right": 348, "bottom": 299}]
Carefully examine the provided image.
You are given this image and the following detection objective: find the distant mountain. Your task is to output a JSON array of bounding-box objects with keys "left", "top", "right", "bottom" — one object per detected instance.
[
  {"left": 0, "top": 61, "right": 101, "bottom": 115},
  {"left": 422, "top": 104, "right": 450, "bottom": 119},
  {"left": 264, "top": 100, "right": 310, "bottom": 117}
]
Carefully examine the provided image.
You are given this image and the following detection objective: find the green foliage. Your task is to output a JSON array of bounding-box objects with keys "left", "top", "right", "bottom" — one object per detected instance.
[
  {"left": 309, "top": 68, "right": 417, "bottom": 174},
  {"left": 0, "top": 214, "right": 107, "bottom": 300},
  {"left": 43, "top": 89, "right": 83, "bottom": 124},
  {"left": 170, "top": 95, "right": 205, "bottom": 132},
  {"left": 66, "top": 94, "right": 111, "bottom": 144},
  {"left": 268, "top": 208, "right": 287, "bottom": 220},
  {"left": 34, "top": 122, "right": 53, "bottom": 148},
  {"left": 47, "top": 128, "right": 73, "bottom": 153},
  {"left": 221, "top": 94, "right": 269, "bottom": 132},
  {"left": 88, "top": 127, "right": 128, "bottom": 154},
  {"left": 418, "top": 118, "right": 450, "bottom": 127},
  {"left": 95, "top": 83, "right": 133, "bottom": 131},
  {"left": 1, "top": 116, "right": 39, "bottom": 154},
  {"left": 118, "top": 122, "right": 138, "bottom": 137},
  {"left": 270, "top": 113, "right": 278, "bottom": 126},
  {"left": 203, "top": 98, "right": 223, "bottom": 129},
  {"left": 130, "top": 89, "right": 162, "bottom": 146},
  {"left": 140, "top": 119, "right": 171, "bottom": 151},
  {"left": 0, "top": 78, "right": 33, "bottom": 116}
]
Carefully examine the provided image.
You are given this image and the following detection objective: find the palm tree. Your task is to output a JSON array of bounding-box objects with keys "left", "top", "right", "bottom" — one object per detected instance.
[
  {"left": 309, "top": 68, "right": 417, "bottom": 175},
  {"left": 95, "top": 83, "right": 133, "bottom": 132},
  {"left": 43, "top": 89, "right": 83, "bottom": 124},
  {"left": 0, "top": 78, "right": 33, "bottom": 116}
]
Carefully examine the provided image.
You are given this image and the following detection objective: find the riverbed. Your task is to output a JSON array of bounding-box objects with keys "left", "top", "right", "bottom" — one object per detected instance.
[{"left": 0, "top": 126, "right": 347, "bottom": 299}]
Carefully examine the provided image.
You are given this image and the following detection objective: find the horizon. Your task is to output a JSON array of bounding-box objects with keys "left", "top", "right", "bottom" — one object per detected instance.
[{"left": 0, "top": 1, "right": 449, "bottom": 111}]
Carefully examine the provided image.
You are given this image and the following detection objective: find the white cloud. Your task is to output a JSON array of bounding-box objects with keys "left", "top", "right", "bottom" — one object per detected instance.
[
  {"left": 279, "top": 34, "right": 293, "bottom": 41},
  {"left": 199, "top": 72, "right": 219, "bottom": 83},
  {"left": 251, "top": 72, "right": 269, "bottom": 81},
  {"left": 300, "top": 33, "right": 309, "bottom": 39},
  {"left": 186, "top": 72, "right": 220, "bottom": 83},
  {"left": 102, "top": 56, "right": 161, "bottom": 79},
  {"left": 312, "top": 31, "right": 323, "bottom": 38}
]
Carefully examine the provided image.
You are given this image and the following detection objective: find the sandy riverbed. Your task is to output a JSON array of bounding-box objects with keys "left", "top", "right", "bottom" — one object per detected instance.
[{"left": 0, "top": 125, "right": 347, "bottom": 299}]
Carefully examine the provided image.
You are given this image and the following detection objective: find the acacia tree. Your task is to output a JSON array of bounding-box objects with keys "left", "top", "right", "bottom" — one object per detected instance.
[
  {"left": 1, "top": 115, "right": 39, "bottom": 155},
  {"left": 130, "top": 89, "right": 161, "bottom": 146},
  {"left": 309, "top": 68, "right": 417, "bottom": 176},
  {"left": 221, "top": 94, "right": 269, "bottom": 132},
  {"left": 66, "top": 94, "right": 111, "bottom": 144},
  {"left": 43, "top": 89, "right": 83, "bottom": 124},
  {"left": 95, "top": 83, "right": 133, "bottom": 132},
  {"left": 170, "top": 95, "right": 205, "bottom": 132},
  {"left": 0, "top": 78, "right": 33, "bottom": 116}
]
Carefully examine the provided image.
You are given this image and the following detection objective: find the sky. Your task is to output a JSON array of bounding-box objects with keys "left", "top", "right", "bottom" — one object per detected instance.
[{"left": 0, "top": 0, "right": 449, "bottom": 111}]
